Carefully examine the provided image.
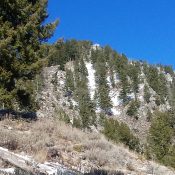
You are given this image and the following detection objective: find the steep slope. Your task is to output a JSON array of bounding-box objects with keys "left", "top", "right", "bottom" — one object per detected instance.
[
  {"left": 0, "top": 118, "right": 175, "bottom": 175},
  {"left": 38, "top": 42, "right": 174, "bottom": 141}
]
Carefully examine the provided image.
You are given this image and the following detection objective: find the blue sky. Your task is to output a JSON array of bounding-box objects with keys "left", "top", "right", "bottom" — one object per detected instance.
[{"left": 47, "top": 0, "right": 175, "bottom": 67}]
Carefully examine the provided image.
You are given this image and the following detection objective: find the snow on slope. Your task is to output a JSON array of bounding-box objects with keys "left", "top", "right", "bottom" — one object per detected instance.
[
  {"left": 165, "top": 73, "right": 173, "bottom": 83},
  {"left": 138, "top": 83, "right": 145, "bottom": 102},
  {"left": 109, "top": 89, "right": 121, "bottom": 115},
  {"left": 85, "top": 62, "right": 121, "bottom": 115},
  {"left": 107, "top": 75, "right": 121, "bottom": 115},
  {"left": 85, "top": 62, "right": 96, "bottom": 100},
  {"left": 0, "top": 168, "right": 15, "bottom": 174}
]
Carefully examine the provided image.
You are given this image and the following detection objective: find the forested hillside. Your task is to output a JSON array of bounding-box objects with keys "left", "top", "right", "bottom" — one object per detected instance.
[
  {"left": 36, "top": 39, "right": 175, "bottom": 169},
  {"left": 1, "top": 0, "right": 175, "bottom": 174}
]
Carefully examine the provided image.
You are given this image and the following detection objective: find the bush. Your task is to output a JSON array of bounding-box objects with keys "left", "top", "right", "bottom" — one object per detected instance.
[
  {"left": 103, "top": 118, "right": 140, "bottom": 152},
  {"left": 127, "top": 100, "right": 140, "bottom": 119},
  {"left": 147, "top": 112, "right": 173, "bottom": 164}
]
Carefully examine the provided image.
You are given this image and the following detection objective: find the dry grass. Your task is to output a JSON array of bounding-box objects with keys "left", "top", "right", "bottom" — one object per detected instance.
[
  {"left": 0, "top": 118, "right": 175, "bottom": 174},
  {"left": 0, "top": 118, "right": 125, "bottom": 168}
]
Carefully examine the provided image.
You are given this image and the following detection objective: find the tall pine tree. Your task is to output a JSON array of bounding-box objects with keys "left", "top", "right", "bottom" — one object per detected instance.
[{"left": 0, "top": 0, "right": 58, "bottom": 109}]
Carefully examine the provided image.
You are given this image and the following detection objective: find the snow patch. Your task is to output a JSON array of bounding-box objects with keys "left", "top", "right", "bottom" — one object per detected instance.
[
  {"left": 0, "top": 168, "right": 15, "bottom": 174},
  {"left": 138, "top": 84, "right": 145, "bottom": 102},
  {"left": 107, "top": 76, "right": 112, "bottom": 88},
  {"left": 85, "top": 62, "right": 96, "bottom": 99},
  {"left": 114, "top": 73, "right": 120, "bottom": 84},
  {"left": 128, "top": 92, "right": 135, "bottom": 100},
  {"left": 59, "top": 80, "right": 65, "bottom": 85},
  {"left": 92, "top": 44, "right": 100, "bottom": 50},
  {"left": 109, "top": 90, "right": 121, "bottom": 115},
  {"left": 165, "top": 73, "right": 173, "bottom": 83},
  {"left": 38, "top": 162, "right": 73, "bottom": 175}
]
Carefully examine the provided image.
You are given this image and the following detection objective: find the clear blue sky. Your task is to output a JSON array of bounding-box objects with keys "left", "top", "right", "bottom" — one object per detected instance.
[{"left": 47, "top": 0, "right": 175, "bottom": 67}]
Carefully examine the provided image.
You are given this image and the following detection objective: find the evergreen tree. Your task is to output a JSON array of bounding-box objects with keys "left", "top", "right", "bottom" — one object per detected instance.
[
  {"left": 74, "top": 58, "right": 96, "bottom": 128},
  {"left": 127, "top": 100, "right": 140, "bottom": 119},
  {"left": 0, "top": 0, "right": 58, "bottom": 109},
  {"left": 103, "top": 118, "right": 140, "bottom": 152},
  {"left": 148, "top": 112, "right": 173, "bottom": 161},
  {"left": 164, "top": 65, "right": 174, "bottom": 76},
  {"left": 115, "top": 54, "right": 131, "bottom": 104},
  {"left": 144, "top": 65, "right": 168, "bottom": 104},
  {"left": 65, "top": 69, "right": 74, "bottom": 92},
  {"left": 94, "top": 50, "right": 112, "bottom": 112},
  {"left": 144, "top": 85, "right": 151, "bottom": 103},
  {"left": 128, "top": 62, "right": 141, "bottom": 97}
]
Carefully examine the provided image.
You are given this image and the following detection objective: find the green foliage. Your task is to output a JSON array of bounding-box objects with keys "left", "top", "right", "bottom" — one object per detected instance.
[
  {"left": 147, "top": 112, "right": 173, "bottom": 162},
  {"left": 127, "top": 100, "right": 140, "bottom": 119},
  {"left": 161, "top": 145, "right": 175, "bottom": 168},
  {"left": 143, "top": 65, "right": 168, "bottom": 104},
  {"left": 164, "top": 65, "right": 174, "bottom": 76},
  {"left": 144, "top": 85, "right": 151, "bottom": 103},
  {"left": 74, "top": 59, "right": 96, "bottom": 128},
  {"left": 169, "top": 78, "right": 175, "bottom": 108},
  {"left": 103, "top": 118, "right": 140, "bottom": 152},
  {"left": 65, "top": 69, "right": 75, "bottom": 92},
  {"left": 48, "top": 40, "right": 92, "bottom": 70},
  {"left": 0, "top": 0, "right": 58, "bottom": 109},
  {"left": 56, "top": 108, "right": 70, "bottom": 124},
  {"left": 146, "top": 109, "right": 152, "bottom": 122},
  {"left": 94, "top": 49, "right": 112, "bottom": 111},
  {"left": 128, "top": 62, "right": 141, "bottom": 94},
  {"left": 73, "top": 117, "right": 82, "bottom": 128},
  {"left": 119, "top": 122, "right": 140, "bottom": 151},
  {"left": 115, "top": 54, "right": 131, "bottom": 104}
]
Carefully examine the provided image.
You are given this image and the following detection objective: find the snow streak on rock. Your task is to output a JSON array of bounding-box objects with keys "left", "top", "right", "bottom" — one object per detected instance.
[
  {"left": 107, "top": 75, "right": 121, "bottom": 116},
  {"left": 85, "top": 62, "right": 96, "bottom": 100}
]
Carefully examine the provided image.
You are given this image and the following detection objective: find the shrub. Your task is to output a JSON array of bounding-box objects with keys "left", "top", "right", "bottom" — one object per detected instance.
[
  {"left": 103, "top": 119, "right": 140, "bottom": 152},
  {"left": 127, "top": 100, "right": 140, "bottom": 119},
  {"left": 147, "top": 112, "right": 173, "bottom": 163}
]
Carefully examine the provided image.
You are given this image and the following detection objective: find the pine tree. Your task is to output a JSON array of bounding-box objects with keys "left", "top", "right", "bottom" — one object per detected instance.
[
  {"left": 144, "top": 85, "right": 151, "bottom": 103},
  {"left": 65, "top": 69, "right": 74, "bottom": 92},
  {"left": 115, "top": 54, "right": 131, "bottom": 104},
  {"left": 0, "top": 0, "right": 58, "bottom": 109},
  {"left": 94, "top": 50, "right": 112, "bottom": 112},
  {"left": 127, "top": 100, "right": 140, "bottom": 119},
  {"left": 128, "top": 62, "right": 141, "bottom": 97},
  {"left": 74, "top": 58, "right": 96, "bottom": 128},
  {"left": 148, "top": 112, "right": 173, "bottom": 161},
  {"left": 144, "top": 65, "right": 168, "bottom": 104}
]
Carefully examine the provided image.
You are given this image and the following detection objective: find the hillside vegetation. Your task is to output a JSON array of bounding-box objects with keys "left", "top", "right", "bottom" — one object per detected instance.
[{"left": 0, "top": 0, "right": 175, "bottom": 174}]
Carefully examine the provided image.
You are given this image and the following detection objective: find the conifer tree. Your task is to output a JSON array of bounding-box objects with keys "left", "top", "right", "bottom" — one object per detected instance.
[
  {"left": 74, "top": 59, "right": 96, "bottom": 128},
  {"left": 115, "top": 54, "right": 131, "bottom": 104},
  {"left": 144, "top": 65, "right": 168, "bottom": 104},
  {"left": 94, "top": 50, "right": 112, "bottom": 112},
  {"left": 144, "top": 85, "right": 151, "bottom": 103},
  {"left": 128, "top": 62, "right": 140, "bottom": 97},
  {"left": 65, "top": 69, "right": 74, "bottom": 92},
  {"left": 0, "top": 0, "right": 58, "bottom": 109},
  {"left": 148, "top": 112, "right": 173, "bottom": 161}
]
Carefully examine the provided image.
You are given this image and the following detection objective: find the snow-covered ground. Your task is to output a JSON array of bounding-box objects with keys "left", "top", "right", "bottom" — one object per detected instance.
[
  {"left": 85, "top": 62, "right": 96, "bottom": 100},
  {"left": 138, "top": 83, "right": 145, "bottom": 102},
  {"left": 109, "top": 89, "right": 121, "bottom": 115},
  {"left": 165, "top": 73, "right": 173, "bottom": 83},
  {"left": 86, "top": 62, "right": 121, "bottom": 116},
  {"left": 0, "top": 168, "right": 15, "bottom": 174}
]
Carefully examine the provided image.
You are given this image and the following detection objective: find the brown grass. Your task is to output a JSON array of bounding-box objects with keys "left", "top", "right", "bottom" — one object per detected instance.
[{"left": 0, "top": 118, "right": 174, "bottom": 175}]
